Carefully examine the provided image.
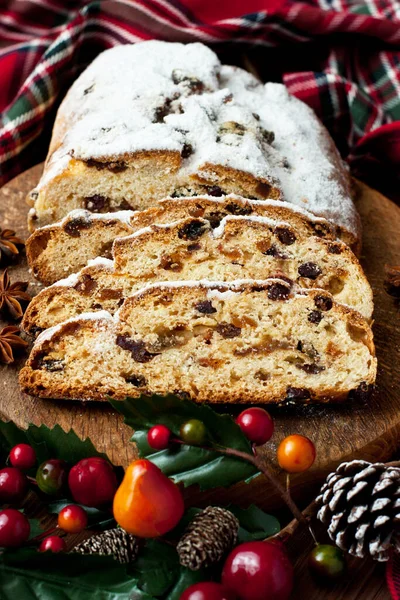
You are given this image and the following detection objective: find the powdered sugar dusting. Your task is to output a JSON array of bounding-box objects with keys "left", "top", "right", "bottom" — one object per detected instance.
[
  {"left": 36, "top": 40, "right": 358, "bottom": 237},
  {"left": 212, "top": 214, "right": 288, "bottom": 238}
]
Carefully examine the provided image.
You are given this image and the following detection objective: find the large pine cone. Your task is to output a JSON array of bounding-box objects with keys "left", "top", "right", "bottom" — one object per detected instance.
[
  {"left": 177, "top": 506, "right": 239, "bottom": 570},
  {"left": 316, "top": 460, "right": 400, "bottom": 561},
  {"left": 72, "top": 528, "right": 139, "bottom": 564}
]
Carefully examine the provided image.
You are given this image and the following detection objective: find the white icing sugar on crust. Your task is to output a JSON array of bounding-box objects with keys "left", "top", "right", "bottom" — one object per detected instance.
[
  {"left": 220, "top": 67, "right": 359, "bottom": 234},
  {"left": 211, "top": 215, "right": 289, "bottom": 238},
  {"left": 38, "top": 41, "right": 358, "bottom": 236},
  {"left": 35, "top": 311, "right": 113, "bottom": 345}
]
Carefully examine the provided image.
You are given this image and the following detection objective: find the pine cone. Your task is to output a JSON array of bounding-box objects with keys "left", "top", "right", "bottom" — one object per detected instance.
[
  {"left": 72, "top": 528, "right": 139, "bottom": 564},
  {"left": 316, "top": 460, "right": 400, "bottom": 561},
  {"left": 177, "top": 506, "right": 239, "bottom": 570}
]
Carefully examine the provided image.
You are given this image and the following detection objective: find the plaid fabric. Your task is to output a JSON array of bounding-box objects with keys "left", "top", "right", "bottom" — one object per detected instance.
[{"left": 0, "top": 0, "right": 399, "bottom": 191}]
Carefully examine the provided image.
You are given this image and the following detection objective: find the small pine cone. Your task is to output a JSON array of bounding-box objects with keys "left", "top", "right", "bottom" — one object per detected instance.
[
  {"left": 316, "top": 460, "right": 400, "bottom": 561},
  {"left": 177, "top": 506, "right": 239, "bottom": 570},
  {"left": 72, "top": 528, "right": 139, "bottom": 564}
]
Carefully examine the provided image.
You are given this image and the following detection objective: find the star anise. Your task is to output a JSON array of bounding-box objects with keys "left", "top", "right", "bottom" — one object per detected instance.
[
  {"left": 384, "top": 265, "right": 400, "bottom": 298},
  {"left": 0, "top": 269, "right": 31, "bottom": 320},
  {"left": 0, "top": 325, "right": 28, "bottom": 364},
  {"left": 0, "top": 228, "right": 25, "bottom": 265}
]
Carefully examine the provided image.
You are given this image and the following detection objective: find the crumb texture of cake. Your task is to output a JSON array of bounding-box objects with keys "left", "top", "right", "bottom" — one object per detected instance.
[
  {"left": 19, "top": 282, "right": 376, "bottom": 403},
  {"left": 27, "top": 195, "right": 340, "bottom": 285},
  {"left": 28, "top": 41, "right": 359, "bottom": 247},
  {"left": 21, "top": 211, "right": 373, "bottom": 337}
]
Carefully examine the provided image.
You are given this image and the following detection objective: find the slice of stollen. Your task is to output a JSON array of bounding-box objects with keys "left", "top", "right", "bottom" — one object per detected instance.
[{"left": 19, "top": 280, "right": 376, "bottom": 404}]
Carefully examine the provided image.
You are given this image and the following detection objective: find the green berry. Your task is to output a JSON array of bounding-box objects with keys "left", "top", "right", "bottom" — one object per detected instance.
[
  {"left": 180, "top": 419, "right": 207, "bottom": 445},
  {"left": 36, "top": 459, "right": 68, "bottom": 496},
  {"left": 308, "top": 544, "right": 346, "bottom": 582}
]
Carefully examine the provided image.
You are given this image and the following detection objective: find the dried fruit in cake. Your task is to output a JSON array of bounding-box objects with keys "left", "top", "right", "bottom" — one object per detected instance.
[{"left": 19, "top": 281, "right": 376, "bottom": 404}]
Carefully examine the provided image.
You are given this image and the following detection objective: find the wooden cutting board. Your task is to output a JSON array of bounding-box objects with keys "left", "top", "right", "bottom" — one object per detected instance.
[{"left": 0, "top": 163, "right": 399, "bottom": 512}]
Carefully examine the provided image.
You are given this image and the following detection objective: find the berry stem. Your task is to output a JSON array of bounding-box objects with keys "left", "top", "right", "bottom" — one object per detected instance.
[
  {"left": 27, "top": 476, "right": 38, "bottom": 486},
  {"left": 172, "top": 438, "right": 316, "bottom": 541},
  {"left": 29, "top": 525, "right": 59, "bottom": 543}
]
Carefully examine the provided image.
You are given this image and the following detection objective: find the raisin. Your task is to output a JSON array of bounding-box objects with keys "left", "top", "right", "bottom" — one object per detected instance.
[
  {"left": 328, "top": 243, "right": 342, "bottom": 254},
  {"left": 216, "top": 322, "right": 241, "bottom": 339},
  {"left": 308, "top": 310, "right": 323, "bottom": 324},
  {"left": 285, "top": 386, "right": 311, "bottom": 401},
  {"left": 274, "top": 226, "right": 296, "bottom": 245},
  {"left": 85, "top": 159, "right": 127, "bottom": 173},
  {"left": 172, "top": 70, "right": 205, "bottom": 94},
  {"left": 74, "top": 274, "right": 98, "bottom": 296},
  {"left": 187, "top": 243, "right": 201, "bottom": 252},
  {"left": 116, "top": 335, "right": 158, "bottom": 363},
  {"left": 298, "top": 262, "right": 322, "bottom": 280},
  {"left": 312, "top": 222, "right": 331, "bottom": 238},
  {"left": 207, "top": 212, "right": 224, "bottom": 228},
  {"left": 261, "top": 244, "right": 287, "bottom": 259},
  {"left": 99, "top": 288, "right": 123, "bottom": 301},
  {"left": 260, "top": 129, "right": 275, "bottom": 144},
  {"left": 255, "top": 181, "right": 271, "bottom": 198},
  {"left": 314, "top": 295, "right": 333, "bottom": 311},
  {"left": 206, "top": 186, "right": 224, "bottom": 197},
  {"left": 84, "top": 195, "right": 110, "bottom": 212},
  {"left": 267, "top": 282, "right": 291, "bottom": 300},
  {"left": 125, "top": 374, "right": 147, "bottom": 387},
  {"left": 153, "top": 99, "right": 173, "bottom": 123},
  {"left": 177, "top": 220, "right": 207, "bottom": 241},
  {"left": 32, "top": 353, "right": 65, "bottom": 372},
  {"left": 63, "top": 217, "right": 92, "bottom": 238},
  {"left": 253, "top": 112, "right": 260, "bottom": 121},
  {"left": 296, "top": 363, "right": 325, "bottom": 374},
  {"left": 118, "top": 199, "right": 134, "bottom": 210},
  {"left": 195, "top": 300, "right": 217, "bottom": 314},
  {"left": 181, "top": 143, "right": 193, "bottom": 159},
  {"left": 225, "top": 202, "right": 252, "bottom": 216}
]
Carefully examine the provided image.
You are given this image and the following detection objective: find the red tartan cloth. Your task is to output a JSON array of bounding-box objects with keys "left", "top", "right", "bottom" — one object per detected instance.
[{"left": 0, "top": 0, "right": 399, "bottom": 192}]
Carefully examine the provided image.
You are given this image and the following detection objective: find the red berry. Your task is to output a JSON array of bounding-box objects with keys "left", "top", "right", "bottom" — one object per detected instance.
[
  {"left": 236, "top": 408, "right": 274, "bottom": 445},
  {"left": 0, "top": 468, "right": 28, "bottom": 503},
  {"left": 180, "top": 582, "right": 236, "bottom": 600},
  {"left": 58, "top": 505, "right": 88, "bottom": 533},
  {"left": 68, "top": 457, "right": 118, "bottom": 507},
  {"left": 9, "top": 444, "right": 36, "bottom": 470},
  {"left": 147, "top": 425, "right": 172, "bottom": 450},
  {"left": 39, "top": 535, "right": 66, "bottom": 553},
  {"left": 0, "top": 509, "right": 30, "bottom": 548},
  {"left": 277, "top": 434, "right": 316, "bottom": 473},
  {"left": 222, "top": 541, "right": 293, "bottom": 600}
]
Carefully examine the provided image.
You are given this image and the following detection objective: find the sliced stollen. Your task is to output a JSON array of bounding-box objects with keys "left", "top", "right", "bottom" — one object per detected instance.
[
  {"left": 26, "top": 210, "right": 134, "bottom": 285},
  {"left": 21, "top": 214, "right": 372, "bottom": 338},
  {"left": 19, "top": 281, "right": 377, "bottom": 404},
  {"left": 28, "top": 41, "right": 359, "bottom": 248},
  {"left": 26, "top": 195, "right": 338, "bottom": 286}
]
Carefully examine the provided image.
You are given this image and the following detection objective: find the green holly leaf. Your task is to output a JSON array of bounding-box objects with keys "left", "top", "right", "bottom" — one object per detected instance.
[
  {"left": 47, "top": 501, "right": 115, "bottom": 530},
  {"left": 110, "top": 394, "right": 259, "bottom": 490},
  {"left": 129, "top": 539, "right": 211, "bottom": 598},
  {"left": 0, "top": 421, "right": 108, "bottom": 468},
  {"left": 229, "top": 505, "right": 280, "bottom": 541},
  {"left": 0, "top": 548, "right": 146, "bottom": 599}
]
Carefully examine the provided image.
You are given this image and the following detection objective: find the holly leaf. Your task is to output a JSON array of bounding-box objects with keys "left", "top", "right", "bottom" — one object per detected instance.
[
  {"left": 0, "top": 421, "right": 109, "bottom": 468},
  {"left": 229, "top": 505, "right": 280, "bottom": 541},
  {"left": 129, "top": 539, "right": 212, "bottom": 598},
  {"left": 47, "top": 501, "right": 115, "bottom": 530},
  {"left": 110, "top": 395, "right": 259, "bottom": 490},
  {"left": 0, "top": 548, "right": 147, "bottom": 599}
]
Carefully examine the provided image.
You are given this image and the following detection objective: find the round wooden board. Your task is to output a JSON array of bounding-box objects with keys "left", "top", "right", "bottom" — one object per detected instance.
[{"left": 0, "top": 163, "right": 399, "bottom": 512}]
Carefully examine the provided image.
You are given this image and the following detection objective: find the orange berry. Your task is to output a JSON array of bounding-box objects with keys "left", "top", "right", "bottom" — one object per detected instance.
[
  {"left": 277, "top": 434, "right": 316, "bottom": 473},
  {"left": 58, "top": 504, "right": 88, "bottom": 533}
]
